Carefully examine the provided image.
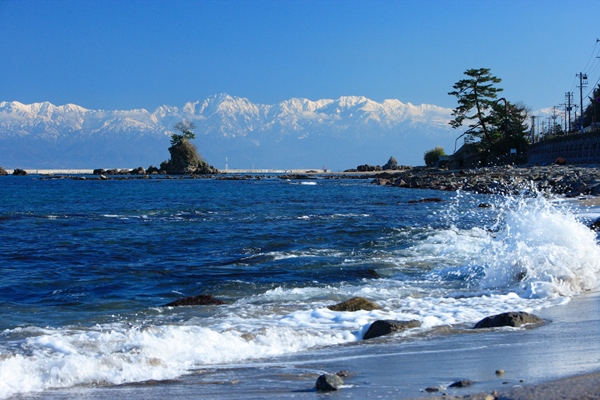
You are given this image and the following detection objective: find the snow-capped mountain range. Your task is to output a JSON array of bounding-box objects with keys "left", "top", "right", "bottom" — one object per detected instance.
[{"left": 0, "top": 94, "right": 463, "bottom": 170}]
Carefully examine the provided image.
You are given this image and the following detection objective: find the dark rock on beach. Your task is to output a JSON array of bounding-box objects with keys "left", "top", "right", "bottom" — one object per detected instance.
[
  {"left": 363, "top": 319, "right": 421, "bottom": 340},
  {"left": 164, "top": 294, "right": 225, "bottom": 307},
  {"left": 315, "top": 373, "right": 344, "bottom": 391},
  {"left": 473, "top": 312, "right": 544, "bottom": 329},
  {"left": 328, "top": 297, "right": 380, "bottom": 312}
]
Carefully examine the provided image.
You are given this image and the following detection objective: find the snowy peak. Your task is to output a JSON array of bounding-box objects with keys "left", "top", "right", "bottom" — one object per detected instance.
[{"left": 0, "top": 94, "right": 460, "bottom": 169}]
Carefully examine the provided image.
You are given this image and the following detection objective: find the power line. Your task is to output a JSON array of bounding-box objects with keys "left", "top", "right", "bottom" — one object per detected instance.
[{"left": 581, "top": 40, "right": 599, "bottom": 73}]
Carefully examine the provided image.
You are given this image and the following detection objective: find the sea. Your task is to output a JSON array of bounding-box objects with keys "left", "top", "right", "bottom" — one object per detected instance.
[{"left": 1, "top": 174, "right": 600, "bottom": 399}]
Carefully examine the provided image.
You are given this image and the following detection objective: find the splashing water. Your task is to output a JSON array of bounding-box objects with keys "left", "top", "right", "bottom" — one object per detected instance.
[{"left": 477, "top": 193, "right": 600, "bottom": 298}]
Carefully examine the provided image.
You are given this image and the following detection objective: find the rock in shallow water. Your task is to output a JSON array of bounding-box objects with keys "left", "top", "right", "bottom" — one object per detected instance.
[
  {"left": 473, "top": 312, "right": 544, "bottom": 329},
  {"left": 328, "top": 297, "right": 380, "bottom": 312},
  {"left": 449, "top": 379, "right": 474, "bottom": 388},
  {"left": 363, "top": 319, "right": 421, "bottom": 340},
  {"left": 163, "top": 294, "right": 225, "bottom": 307},
  {"left": 315, "top": 373, "right": 343, "bottom": 391}
]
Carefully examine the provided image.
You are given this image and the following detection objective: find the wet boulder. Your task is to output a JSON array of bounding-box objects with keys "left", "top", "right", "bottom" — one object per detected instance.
[
  {"left": 363, "top": 319, "right": 421, "bottom": 340},
  {"left": 315, "top": 373, "right": 343, "bottom": 391},
  {"left": 328, "top": 297, "right": 380, "bottom": 312},
  {"left": 473, "top": 312, "right": 544, "bottom": 329},
  {"left": 449, "top": 379, "right": 474, "bottom": 388}
]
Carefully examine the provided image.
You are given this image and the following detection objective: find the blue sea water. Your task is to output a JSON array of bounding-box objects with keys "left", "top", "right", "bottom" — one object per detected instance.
[{"left": 1, "top": 174, "right": 600, "bottom": 398}]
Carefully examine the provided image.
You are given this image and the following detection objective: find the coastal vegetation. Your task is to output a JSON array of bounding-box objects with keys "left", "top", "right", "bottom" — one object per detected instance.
[
  {"left": 423, "top": 146, "right": 446, "bottom": 167},
  {"left": 448, "top": 68, "right": 530, "bottom": 165}
]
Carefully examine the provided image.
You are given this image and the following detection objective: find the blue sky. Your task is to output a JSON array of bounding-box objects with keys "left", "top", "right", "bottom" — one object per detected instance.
[{"left": 1, "top": 0, "right": 600, "bottom": 112}]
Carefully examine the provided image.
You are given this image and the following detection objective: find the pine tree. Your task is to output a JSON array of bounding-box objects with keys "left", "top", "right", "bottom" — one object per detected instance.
[{"left": 448, "top": 68, "right": 503, "bottom": 143}]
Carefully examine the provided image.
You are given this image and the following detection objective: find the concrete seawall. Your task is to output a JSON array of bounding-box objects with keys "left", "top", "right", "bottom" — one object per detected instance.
[{"left": 528, "top": 131, "right": 600, "bottom": 165}]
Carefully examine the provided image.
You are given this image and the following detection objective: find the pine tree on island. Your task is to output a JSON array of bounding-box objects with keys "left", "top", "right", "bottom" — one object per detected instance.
[{"left": 160, "top": 120, "right": 219, "bottom": 175}]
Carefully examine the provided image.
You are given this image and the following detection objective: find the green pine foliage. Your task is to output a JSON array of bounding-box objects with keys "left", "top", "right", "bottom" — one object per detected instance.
[{"left": 448, "top": 68, "right": 530, "bottom": 163}]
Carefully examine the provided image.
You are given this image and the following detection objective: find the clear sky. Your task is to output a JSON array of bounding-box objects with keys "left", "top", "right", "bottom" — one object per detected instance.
[{"left": 1, "top": 0, "right": 600, "bottom": 113}]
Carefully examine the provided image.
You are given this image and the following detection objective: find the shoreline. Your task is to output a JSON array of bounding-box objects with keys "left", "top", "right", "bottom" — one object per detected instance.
[
  {"left": 26, "top": 290, "right": 600, "bottom": 399},
  {"left": 4, "top": 164, "right": 600, "bottom": 199}
]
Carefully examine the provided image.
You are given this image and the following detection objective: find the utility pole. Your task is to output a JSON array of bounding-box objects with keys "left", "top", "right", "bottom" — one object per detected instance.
[
  {"left": 530, "top": 115, "right": 536, "bottom": 143},
  {"left": 551, "top": 106, "right": 559, "bottom": 135},
  {"left": 558, "top": 104, "right": 566, "bottom": 133},
  {"left": 577, "top": 73, "right": 588, "bottom": 132},
  {"left": 565, "top": 92, "right": 573, "bottom": 133}
]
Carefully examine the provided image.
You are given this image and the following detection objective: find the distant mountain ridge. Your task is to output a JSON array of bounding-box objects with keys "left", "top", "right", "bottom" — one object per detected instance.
[{"left": 0, "top": 94, "right": 461, "bottom": 170}]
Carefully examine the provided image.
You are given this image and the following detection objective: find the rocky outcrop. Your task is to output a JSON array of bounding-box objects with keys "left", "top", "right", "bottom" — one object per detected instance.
[
  {"left": 356, "top": 164, "right": 383, "bottom": 172},
  {"left": 473, "top": 312, "right": 544, "bottom": 329},
  {"left": 0, "top": 167, "right": 7, "bottom": 175},
  {"left": 164, "top": 294, "right": 225, "bottom": 307},
  {"left": 129, "top": 166, "right": 146, "bottom": 175},
  {"left": 383, "top": 156, "right": 399, "bottom": 170},
  {"left": 363, "top": 319, "right": 421, "bottom": 340},
  {"left": 160, "top": 140, "right": 219, "bottom": 175},
  {"left": 371, "top": 164, "right": 600, "bottom": 197},
  {"left": 146, "top": 165, "right": 160, "bottom": 174},
  {"left": 12, "top": 168, "right": 27, "bottom": 176},
  {"left": 328, "top": 297, "right": 380, "bottom": 312}
]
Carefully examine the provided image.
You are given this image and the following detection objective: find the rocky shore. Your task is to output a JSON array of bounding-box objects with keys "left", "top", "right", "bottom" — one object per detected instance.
[
  {"left": 369, "top": 164, "right": 600, "bottom": 197},
  {"left": 3, "top": 163, "right": 600, "bottom": 199}
]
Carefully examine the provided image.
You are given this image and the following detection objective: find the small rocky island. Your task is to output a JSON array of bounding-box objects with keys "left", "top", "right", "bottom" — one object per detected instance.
[
  {"left": 93, "top": 120, "right": 219, "bottom": 177},
  {"left": 158, "top": 120, "right": 219, "bottom": 175}
]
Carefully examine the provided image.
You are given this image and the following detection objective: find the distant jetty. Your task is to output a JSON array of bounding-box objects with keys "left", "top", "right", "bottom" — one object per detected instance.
[
  {"left": 1, "top": 168, "right": 328, "bottom": 175},
  {"left": 3, "top": 169, "right": 95, "bottom": 175}
]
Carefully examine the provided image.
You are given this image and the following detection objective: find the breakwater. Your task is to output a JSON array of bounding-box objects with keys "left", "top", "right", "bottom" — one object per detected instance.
[
  {"left": 6, "top": 169, "right": 95, "bottom": 175},
  {"left": 528, "top": 131, "right": 600, "bottom": 165}
]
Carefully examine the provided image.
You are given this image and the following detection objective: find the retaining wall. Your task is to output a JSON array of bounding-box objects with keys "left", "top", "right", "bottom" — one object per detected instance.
[{"left": 527, "top": 131, "right": 600, "bottom": 165}]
